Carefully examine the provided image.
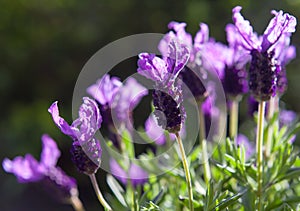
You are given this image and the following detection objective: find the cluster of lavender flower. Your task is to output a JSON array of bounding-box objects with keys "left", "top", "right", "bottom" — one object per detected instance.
[{"left": 3, "top": 6, "right": 298, "bottom": 211}]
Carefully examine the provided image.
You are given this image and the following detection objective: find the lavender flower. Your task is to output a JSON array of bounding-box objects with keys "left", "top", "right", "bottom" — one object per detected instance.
[
  {"left": 109, "top": 159, "right": 148, "bottom": 188},
  {"left": 2, "top": 135, "right": 78, "bottom": 201},
  {"left": 200, "top": 26, "right": 250, "bottom": 99},
  {"left": 137, "top": 40, "right": 189, "bottom": 133},
  {"left": 232, "top": 6, "right": 297, "bottom": 101},
  {"left": 111, "top": 77, "right": 148, "bottom": 132},
  {"left": 159, "top": 22, "right": 209, "bottom": 101},
  {"left": 48, "top": 97, "right": 102, "bottom": 175}
]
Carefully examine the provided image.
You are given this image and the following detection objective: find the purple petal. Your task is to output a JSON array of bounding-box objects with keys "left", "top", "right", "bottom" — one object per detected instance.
[
  {"left": 3, "top": 155, "right": 44, "bottom": 183},
  {"left": 129, "top": 162, "right": 148, "bottom": 187},
  {"left": 279, "top": 110, "right": 297, "bottom": 127},
  {"left": 158, "top": 31, "right": 177, "bottom": 58},
  {"left": 194, "top": 23, "right": 209, "bottom": 46},
  {"left": 111, "top": 78, "right": 148, "bottom": 130},
  {"left": 41, "top": 134, "right": 61, "bottom": 168},
  {"left": 109, "top": 159, "right": 127, "bottom": 185},
  {"left": 48, "top": 101, "right": 76, "bottom": 139},
  {"left": 262, "top": 10, "right": 297, "bottom": 51},
  {"left": 167, "top": 40, "right": 190, "bottom": 76},
  {"left": 76, "top": 97, "right": 102, "bottom": 143},
  {"left": 232, "top": 6, "right": 260, "bottom": 50},
  {"left": 87, "top": 74, "right": 122, "bottom": 106},
  {"left": 235, "top": 134, "right": 255, "bottom": 160},
  {"left": 168, "top": 21, "right": 193, "bottom": 47},
  {"left": 145, "top": 114, "right": 166, "bottom": 145},
  {"left": 137, "top": 53, "right": 168, "bottom": 82}
]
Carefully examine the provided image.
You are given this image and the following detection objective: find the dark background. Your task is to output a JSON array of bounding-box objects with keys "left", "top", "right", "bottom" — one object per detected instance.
[{"left": 1, "top": 0, "right": 300, "bottom": 210}]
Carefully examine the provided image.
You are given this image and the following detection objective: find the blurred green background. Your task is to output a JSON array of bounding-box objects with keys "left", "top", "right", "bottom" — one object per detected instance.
[{"left": 1, "top": 0, "right": 300, "bottom": 210}]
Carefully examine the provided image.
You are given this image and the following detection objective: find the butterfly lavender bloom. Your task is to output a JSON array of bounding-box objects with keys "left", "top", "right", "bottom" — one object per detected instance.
[
  {"left": 109, "top": 159, "right": 148, "bottom": 188},
  {"left": 159, "top": 21, "right": 209, "bottom": 100},
  {"left": 200, "top": 26, "right": 250, "bottom": 100},
  {"left": 232, "top": 6, "right": 297, "bottom": 101},
  {"left": 2, "top": 134, "right": 78, "bottom": 201},
  {"left": 48, "top": 97, "right": 102, "bottom": 175},
  {"left": 137, "top": 40, "right": 189, "bottom": 133}
]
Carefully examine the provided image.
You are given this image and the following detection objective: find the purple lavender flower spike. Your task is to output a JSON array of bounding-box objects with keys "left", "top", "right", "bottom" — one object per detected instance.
[
  {"left": 2, "top": 135, "right": 78, "bottom": 201},
  {"left": 49, "top": 97, "right": 102, "bottom": 175},
  {"left": 109, "top": 159, "right": 148, "bottom": 188},
  {"left": 232, "top": 6, "right": 297, "bottom": 101},
  {"left": 279, "top": 110, "right": 297, "bottom": 127},
  {"left": 235, "top": 134, "right": 255, "bottom": 160},
  {"left": 138, "top": 39, "right": 189, "bottom": 133}
]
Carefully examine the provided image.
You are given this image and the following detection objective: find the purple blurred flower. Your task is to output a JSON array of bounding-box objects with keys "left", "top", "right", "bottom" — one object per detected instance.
[
  {"left": 109, "top": 159, "right": 148, "bottom": 188},
  {"left": 232, "top": 6, "right": 296, "bottom": 101},
  {"left": 3, "top": 135, "right": 77, "bottom": 201},
  {"left": 201, "top": 25, "right": 250, "bottom": 99},
  {"left": 279, "top": 110, "right": 297, "bottom": 127},
  {"left": 111, "top": 77, "right": 148, "bottom": 131},
  {"left": 138, "top": 40, "right": 189, "bottom": 133},
  {"left": 48, "top": 97, "right": 102, "bottom": 175},
  {"left": 235, "top": 134, "right": 255, "bottom": 160},
  {"left": 145, "top": 114, "right": 186, "bottom": 145}
]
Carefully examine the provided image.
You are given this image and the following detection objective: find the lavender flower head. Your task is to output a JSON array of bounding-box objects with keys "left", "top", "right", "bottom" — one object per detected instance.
[
  {"left": 48, "top": 97, "right": 102, "bottom": 175},
  {"left": 137, "top": 40, "right": 190, "bottom": 133},
  {"left": 232, "top": 6, "right": 297, "bottom": 101},
  {"left": 2, "top": 135, "right": 77, "bottom": 201},
  {"left": 159, "top": 22, "right": 209, "bottom": 101},
  {"left": 109, "top": 159, "right": 148, "bottom": 188}
]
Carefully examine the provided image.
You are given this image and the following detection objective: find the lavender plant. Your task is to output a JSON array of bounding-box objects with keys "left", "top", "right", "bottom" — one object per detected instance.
[{"left": 3, "top": 5, "right": 300, "bottom": 211}]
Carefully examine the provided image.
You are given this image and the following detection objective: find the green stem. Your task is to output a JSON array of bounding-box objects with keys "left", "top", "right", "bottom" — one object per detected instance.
[
  {"left": 265, "top": 96, "right": 278, "bottom": 158},
  {"left": 69, "top": 195, "right": 85, "bottom": 211},
  {"left": 256, "top": 101, "right": 266, "bottom": 211},
  {"left": 229, "top": 100, "right": 239, "bottom": 140},
  {"left": 198, "top": 102, "right": 211, "bottom": 186},
  {"left": 175, "top": 132, "right": 194, "bottom": 211},
  {"left": 89, "top": 174, "right": 113, "bottom": 211}
]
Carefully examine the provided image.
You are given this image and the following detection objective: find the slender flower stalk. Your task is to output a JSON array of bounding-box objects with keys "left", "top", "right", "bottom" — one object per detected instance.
[
  {"left": 265, "top": 96, "right": 279, "bottom": 157},
  {"left": 175, "top": 132, "right": 194, "bottom": 211},
  {"left": 256, "top": 101, "right": 266, "bottom": 210},
  {"left": 89, "top": 174, "right": 113, "bottom": 211},
  {"left": 69, "top": 195, "right": 85, "bottom": 211},
  {"left": 198, "top": 101, "right": 211, "bottom": 186},
  {"left": 229, "top": 100, "right": 239, "bottom": 140}
]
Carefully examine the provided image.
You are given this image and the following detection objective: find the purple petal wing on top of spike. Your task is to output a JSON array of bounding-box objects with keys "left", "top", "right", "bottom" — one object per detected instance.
[
  {"left": 167, "top": 40, "right": 190, "bottom": 76},
  {"left": 41, "top": 134, "right": 61, "bottom": 168},
  {"left": 194, "top": 23, "right": 209, "bottom": 47},
  {"left": 137, "top": 53, "right": 168, "bottom": 82},
  {"left": 76, "top": 97, "right": 102, "bottom": 143},
  {"left": 168, "top": 21, "right": 193, "bottom": 47},
  {"left": 2, "top": 155, "right": 44, "bottom": 183},
  {"left": 232, "top": 6, "right": 260, "bottom": 50},
  {"left": 87, "top": 74, "right": 122, "bottom": 106},
  {"left": 48, "top": 101, "right": 76, "bottom": 139},
  {"left": 261, "top": 10, "right": 297, "bottom": 52}
]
